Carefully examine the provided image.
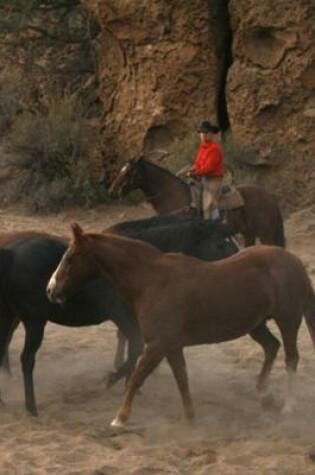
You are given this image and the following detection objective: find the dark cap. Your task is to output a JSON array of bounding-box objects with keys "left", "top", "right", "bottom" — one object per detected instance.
[{"left": 197, "top": 120, "right": 220, "bottom": 134}]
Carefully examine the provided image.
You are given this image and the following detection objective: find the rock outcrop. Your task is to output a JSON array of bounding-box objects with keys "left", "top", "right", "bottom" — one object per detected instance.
[
  {"left": 83, "top": 0, "right": 314, "bottom": 208},
  {"left": 227, "top": 0, "right": 315, "bottom": 208},
  {"left": 83, "top": 0, "right": 226, "bottom": 161}
]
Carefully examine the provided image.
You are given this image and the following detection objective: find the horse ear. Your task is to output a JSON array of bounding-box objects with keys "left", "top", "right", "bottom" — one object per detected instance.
[{"left": 71, "top": 223, "right": 84, "bottom": 242}]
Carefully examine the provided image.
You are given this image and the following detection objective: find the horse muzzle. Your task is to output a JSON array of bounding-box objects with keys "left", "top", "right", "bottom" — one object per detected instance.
[{"left": 46, "top": 282, "right": 66, "bottom": 305}]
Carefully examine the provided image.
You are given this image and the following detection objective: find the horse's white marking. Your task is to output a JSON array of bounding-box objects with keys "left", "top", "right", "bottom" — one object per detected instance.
[
  {"left": 47, "top": 270, "right": 57, "bottom": 294},
  {"left": 121, "top": 164, "right": 128, "bottom": 173},
  {"left": 110, "top": 417, "right": 124, "bottom": 427}
]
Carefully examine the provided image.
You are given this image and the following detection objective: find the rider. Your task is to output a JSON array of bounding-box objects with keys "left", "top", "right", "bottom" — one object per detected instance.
[{"left": 187, "top": 120, "right": 225, "bottom": 220}]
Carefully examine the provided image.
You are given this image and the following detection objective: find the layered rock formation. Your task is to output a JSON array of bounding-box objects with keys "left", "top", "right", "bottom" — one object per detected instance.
[
  {"left": 83, "top": 0, "right": 225, "bottom": 160},
  {"left": 228, "top": 0, "right": 315, "bottom": 208}
]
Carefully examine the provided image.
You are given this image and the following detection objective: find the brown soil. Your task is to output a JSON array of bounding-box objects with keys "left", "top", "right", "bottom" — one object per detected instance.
[{"left": 0, "top": 203, "right": 314, "bottom": 475}]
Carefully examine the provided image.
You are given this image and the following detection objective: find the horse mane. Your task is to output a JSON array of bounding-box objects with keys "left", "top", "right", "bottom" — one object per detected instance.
[{"left": 141, "top": 158, "right": 190, "bottom": 192}]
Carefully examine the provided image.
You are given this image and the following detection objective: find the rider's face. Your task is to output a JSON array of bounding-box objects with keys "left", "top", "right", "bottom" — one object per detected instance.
[{"left": 199, "top": 132, "right": 213, "bottom": 142}]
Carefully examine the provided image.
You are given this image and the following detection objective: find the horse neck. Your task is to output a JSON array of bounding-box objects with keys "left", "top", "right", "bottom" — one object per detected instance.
[
  {"left": 87, "top": 234, "right": 160, "bottom": 305},
  {"left": 140, "top": 161, "right": 191, "bottom": 215}
]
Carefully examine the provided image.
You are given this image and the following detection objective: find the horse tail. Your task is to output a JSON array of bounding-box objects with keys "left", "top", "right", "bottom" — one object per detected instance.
[
  {"left": 304, "top": 284, "right": 315, "bottom": 347},
  {"left": 274, "top": 208, "right": 286, "bottom": 248}
]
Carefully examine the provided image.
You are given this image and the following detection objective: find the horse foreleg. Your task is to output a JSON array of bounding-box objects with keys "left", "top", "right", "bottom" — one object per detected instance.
[
  {"left": 21, "top": 320, "right": 46, "bottom": 416},
  {"left": 166, "top": 349, "right": 195, "bottom": 421},
  {"left": 250, "top": 323, "right": 280, "bottom": 394},
  {"left": 111, "top": 343, "right": 164, "bottom": 427},
  {"left": 1, "top": 317, "right": 19, "bottom": 376}
]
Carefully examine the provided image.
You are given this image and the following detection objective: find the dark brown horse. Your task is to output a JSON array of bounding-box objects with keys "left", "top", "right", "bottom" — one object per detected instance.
[
  {"left": 109, "top": 157, "right": 285, "bottom": 247},
  {"left": 47, "top": 224, "right": 315, "bottom": 426}
]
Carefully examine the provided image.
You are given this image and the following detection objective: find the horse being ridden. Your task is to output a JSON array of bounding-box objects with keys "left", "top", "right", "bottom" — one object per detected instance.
[
  {"left": 47, "top": 224, "right": 315, "bottom": 426},
  {"left": 109, "top": 157, "right": 285, "bottom": 248}
]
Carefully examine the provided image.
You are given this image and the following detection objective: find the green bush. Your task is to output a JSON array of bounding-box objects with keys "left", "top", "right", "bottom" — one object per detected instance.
[
  {"left": 4, "top": 96, "right": 106, "bottom": 212},
  {"left": 0, "top": 76, "right": 22, "bottom": 136},
  {"left": 9, "top": 98, "right": 85, "bottom": 179}
]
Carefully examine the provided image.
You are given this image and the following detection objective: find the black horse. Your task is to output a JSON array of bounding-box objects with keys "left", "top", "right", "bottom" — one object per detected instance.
[
  {"left": 0, "top": 218, "right": 238, "bottom": 415},
  {"left": 110, "top": 215, "right": 237, "bottom": 260}
]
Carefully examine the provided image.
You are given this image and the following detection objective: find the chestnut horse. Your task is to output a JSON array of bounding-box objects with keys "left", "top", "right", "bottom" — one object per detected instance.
[
  {"left": 109, "top": 157, "right": 285, "bottom": 247},
  {"left": 47, "top": 224, "right": 315, "bottom": 426}
]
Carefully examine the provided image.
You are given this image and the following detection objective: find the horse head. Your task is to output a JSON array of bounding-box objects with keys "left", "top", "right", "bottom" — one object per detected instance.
[
  {"left": 46, "top": 223, "right": 98, "bottom": 304},
  {"left": 108, "top": 157, "right": 145, "bottom": 198}
]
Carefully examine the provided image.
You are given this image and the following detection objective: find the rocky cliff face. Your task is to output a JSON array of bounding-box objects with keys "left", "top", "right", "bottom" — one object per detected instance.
[
  {"left": 84, "top": 0, "right": 314, "bottom": 209},
  {"left": 228, "top": 0, "right": 315, "bottom": 208},
  {"left": 83, "top": 0, "right": 225, "bottom": 158}
]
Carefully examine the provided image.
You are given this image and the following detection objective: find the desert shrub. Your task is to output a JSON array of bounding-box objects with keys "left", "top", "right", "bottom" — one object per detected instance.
[
  {"left": 0, "top": 76, "right": 23, "bottom": 136},
  {"left": 9, "top": 98, "right": 85, "bottom": 178},
  {"left": 25, "top": 175, "right": 104, "bottom": 213},
  {"left": 4, "top": 96, "right": 106, "bottom": 212}
]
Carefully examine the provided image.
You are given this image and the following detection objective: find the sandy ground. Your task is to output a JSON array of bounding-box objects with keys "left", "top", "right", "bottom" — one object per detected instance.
[{"left": 0, "top": 202, "right": 314, "bottom": 475}]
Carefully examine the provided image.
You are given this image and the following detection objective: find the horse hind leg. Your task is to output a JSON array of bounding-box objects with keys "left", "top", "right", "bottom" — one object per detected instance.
[
  {"left": 276, "top": 318, "right": 300, "bottom": 414},
  {"left": 250, "top": 323, "right": 280, "bottom": 396},
  {"left": 0, "top": 311, "right": 18, "bottom": 404},
  {"left": 166, "top": 349, "right": 195, "bottom": 421},
  {"left": 1, "top": 317, "right": 19, "bottom": 377}
]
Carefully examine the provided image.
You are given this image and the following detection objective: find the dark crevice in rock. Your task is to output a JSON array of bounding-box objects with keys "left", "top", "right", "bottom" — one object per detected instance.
[{"left": 209, "top": 0, "right": 233, "bottom": 133}]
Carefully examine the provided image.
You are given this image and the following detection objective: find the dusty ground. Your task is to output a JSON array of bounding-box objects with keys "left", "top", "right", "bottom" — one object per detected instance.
[{"left": 0, "top": 202, "right": 314, "bottom": 475}]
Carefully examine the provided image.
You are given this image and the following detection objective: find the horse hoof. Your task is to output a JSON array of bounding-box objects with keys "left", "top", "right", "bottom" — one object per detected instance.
[
  {"left": 110, "top": 417, "right": 124, "bottom": 427},
  {"left": 27, "top": 407, "right": 38, "bottom": 417}
]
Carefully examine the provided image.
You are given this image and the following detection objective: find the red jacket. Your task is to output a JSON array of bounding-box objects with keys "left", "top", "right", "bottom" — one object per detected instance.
[{"left": 193, "top": 140, "right": 225, "bottom": 177}]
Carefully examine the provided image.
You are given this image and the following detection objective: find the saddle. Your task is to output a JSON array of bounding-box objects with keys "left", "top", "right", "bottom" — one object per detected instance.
[
  {"left": 188, "top": 178, "right": 244, "bottom": 212},
  {"left": 218, "top": 184, "right": 244, "bottom": 210}
]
